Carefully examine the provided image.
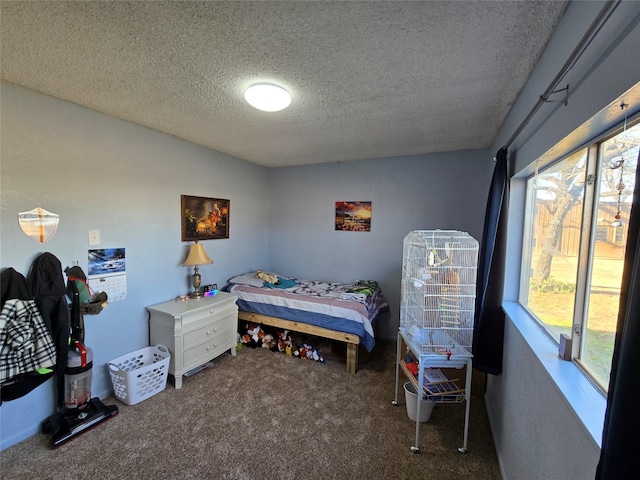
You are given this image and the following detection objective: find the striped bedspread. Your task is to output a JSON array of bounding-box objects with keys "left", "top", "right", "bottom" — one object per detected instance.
[{"left": 228, "top": 278, "right": 388, "bottom": 352}]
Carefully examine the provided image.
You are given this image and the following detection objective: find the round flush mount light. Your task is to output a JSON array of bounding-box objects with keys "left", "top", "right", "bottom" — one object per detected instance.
[{"left": 244, "top": 83, "right": 291, "bottom": 112}]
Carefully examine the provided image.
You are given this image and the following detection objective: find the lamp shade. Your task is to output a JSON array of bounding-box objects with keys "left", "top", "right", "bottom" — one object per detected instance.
[{"left": 183, "top": 243, "right": 213, "bottom": 266}]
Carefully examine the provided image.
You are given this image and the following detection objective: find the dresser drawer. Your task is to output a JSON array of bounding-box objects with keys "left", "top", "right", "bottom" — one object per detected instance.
[
  {"left": 183, "top": 315, "right": 233, "bottom": 349},
  {"left": 181, "top": 302, "right": 237, "bottom": 326},
  {"left": 183, "top": 326, "right": 235, "bottom": 366}
]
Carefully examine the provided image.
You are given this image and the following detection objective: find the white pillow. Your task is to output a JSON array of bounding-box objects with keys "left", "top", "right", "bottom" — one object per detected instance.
[{"left": 228, "top": 272, "right": 264, "bottom": 288}]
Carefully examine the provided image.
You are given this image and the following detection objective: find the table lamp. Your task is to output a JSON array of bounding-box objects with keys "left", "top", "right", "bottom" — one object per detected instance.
[{"left": 183, "top": 241, "right": 213, "bottom": 298}]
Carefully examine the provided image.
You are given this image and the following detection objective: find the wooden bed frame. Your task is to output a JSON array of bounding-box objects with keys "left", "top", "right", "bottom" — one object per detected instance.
[{"left": 238, "top": 311, "right": 361, "bottom": 374}]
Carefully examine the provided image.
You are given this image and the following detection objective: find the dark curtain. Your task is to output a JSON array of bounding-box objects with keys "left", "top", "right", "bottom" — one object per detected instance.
[
  {"left": 596, "top": 150, "right": 640, "bottom": 479},
  {"left": 472, "top": 147, "right": 508, "bottom": 375}
]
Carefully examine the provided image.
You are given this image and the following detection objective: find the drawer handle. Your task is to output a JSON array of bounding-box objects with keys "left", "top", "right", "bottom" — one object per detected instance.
[
  {"left": 206, "top": 346, "right": 211, "bottom": 351},
  {"left": 206, "top": 330, "right": 211, "bottom": 336},
  {"left": 209, "top": 309, "right": 215, "bottom": 314}
]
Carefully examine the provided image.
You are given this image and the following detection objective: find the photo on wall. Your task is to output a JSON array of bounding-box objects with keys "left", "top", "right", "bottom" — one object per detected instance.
[
  {"left": 335, "top": 201, "right": 371, "bottom": 232},
  {"left": 181, "top": 195, "right": 230, "bottom": 241}
]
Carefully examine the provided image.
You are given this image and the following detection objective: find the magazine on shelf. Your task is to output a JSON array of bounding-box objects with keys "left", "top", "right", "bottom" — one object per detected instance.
[
  {"left": 423, "top": 368, "right": 449, "bottom": 384},
  {"left": 422, "top": 368, "right": 464, "bottom": 398}
]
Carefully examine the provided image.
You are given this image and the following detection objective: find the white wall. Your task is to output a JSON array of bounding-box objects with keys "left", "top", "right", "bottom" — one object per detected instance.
[
  {"left": 485, "top": 2, "right": 640, "bottom": 479},
  {"left": 267, "top": 153, "right": 490, "bottom": 341},
  {"left": 0, "top": 82, "right": 270, "bottom": 449}
]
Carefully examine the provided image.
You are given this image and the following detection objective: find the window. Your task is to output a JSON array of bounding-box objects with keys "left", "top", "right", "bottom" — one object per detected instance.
[{"left": 520, "top": 119, "right": 640, "bottom": 391}]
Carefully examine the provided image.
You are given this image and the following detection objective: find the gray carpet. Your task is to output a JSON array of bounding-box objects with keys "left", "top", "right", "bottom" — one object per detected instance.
[{"left": 0, "top": 340, "right": 502, "bottom": 479}]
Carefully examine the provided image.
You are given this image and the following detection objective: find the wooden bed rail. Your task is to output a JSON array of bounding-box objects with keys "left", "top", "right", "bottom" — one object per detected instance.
[{"left": 238, "top": 311, "right": 360, "bottom": 374}]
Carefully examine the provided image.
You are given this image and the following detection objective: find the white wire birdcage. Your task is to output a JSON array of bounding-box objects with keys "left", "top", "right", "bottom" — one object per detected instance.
[{"left": 400, "top": 230, "right": 479, "bottom": 357}]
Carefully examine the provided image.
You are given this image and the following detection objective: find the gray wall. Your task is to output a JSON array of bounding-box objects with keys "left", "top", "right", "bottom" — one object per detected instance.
[
  {"left": 485, "top": 2, "right": 640, "bottom": 479},
  {"left": 267, "top": 154, "right": 490, "bottom": 341},
  {"left": 0, "top": 82, "right": 270, "bottom": 449}
]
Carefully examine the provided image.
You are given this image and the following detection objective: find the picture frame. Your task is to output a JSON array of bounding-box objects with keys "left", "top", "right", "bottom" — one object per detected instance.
[
  {"left": 181, "top": 195, "right": 230, "bottom": 241},
  {"left": 335, "top": 201, "right": 371, "bottom": 232}
]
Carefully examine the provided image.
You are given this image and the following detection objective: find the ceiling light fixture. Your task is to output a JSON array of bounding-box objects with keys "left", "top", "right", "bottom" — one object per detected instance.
[{"left": 244, "top": 83, "right": 291, "bottom": 112}]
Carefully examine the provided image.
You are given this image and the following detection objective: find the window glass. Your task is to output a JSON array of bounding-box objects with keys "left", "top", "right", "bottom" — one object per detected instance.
[
  {"left": 521, "top": 118, "right": 639, "bottom": 392},
  {"left": 522, "top": 149, "right": 587, "bottom": 341},
  {"left": 582, "top": 123, "right": 639, "bottom": 387}
]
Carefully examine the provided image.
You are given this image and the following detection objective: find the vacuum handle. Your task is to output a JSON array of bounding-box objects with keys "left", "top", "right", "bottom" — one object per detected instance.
[{"left": 74, "top": 340, "right": 88, "bottom": 367}]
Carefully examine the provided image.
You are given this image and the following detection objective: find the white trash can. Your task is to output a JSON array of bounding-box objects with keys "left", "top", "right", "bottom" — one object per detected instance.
[{"left": 404, "top": 382, "right": 435, "bottom": 422}]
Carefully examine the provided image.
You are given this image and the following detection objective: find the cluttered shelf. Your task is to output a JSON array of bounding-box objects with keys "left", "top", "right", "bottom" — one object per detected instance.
[{"left": 399, "top": 359, "right": 466, "bottom": 404}]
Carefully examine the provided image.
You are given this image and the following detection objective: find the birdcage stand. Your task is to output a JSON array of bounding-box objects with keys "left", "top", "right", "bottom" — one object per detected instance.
[{"left": 393, "top": 328, "right": 473, "bottom": 453}]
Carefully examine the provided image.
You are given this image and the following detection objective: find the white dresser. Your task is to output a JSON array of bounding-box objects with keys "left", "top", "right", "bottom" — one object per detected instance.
[{"left": 147, "top": 292, "right": 238, "bottom": 389}]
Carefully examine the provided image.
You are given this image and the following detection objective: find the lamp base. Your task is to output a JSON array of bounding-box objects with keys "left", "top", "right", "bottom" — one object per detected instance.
[{"left": 190, "top": 268, "right": 203, "bottom": 299}]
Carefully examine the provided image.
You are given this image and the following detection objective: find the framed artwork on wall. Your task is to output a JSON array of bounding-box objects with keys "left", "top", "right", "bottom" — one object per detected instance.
[
  {"left": 335, "top": 201, "right": 371, "bottom": 232},
  {"left": 181, "top": 195, "right": 230, "bottom": 241}
]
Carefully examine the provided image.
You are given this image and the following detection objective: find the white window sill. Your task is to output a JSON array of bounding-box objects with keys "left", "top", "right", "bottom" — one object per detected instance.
[{"left": 502, "top": 301, "right": 607, "bottom": 448}]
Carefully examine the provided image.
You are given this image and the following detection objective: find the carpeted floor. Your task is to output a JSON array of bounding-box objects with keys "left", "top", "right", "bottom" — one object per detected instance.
[{"left": 0, "top": 339, "right": 502, "bottom": 480}]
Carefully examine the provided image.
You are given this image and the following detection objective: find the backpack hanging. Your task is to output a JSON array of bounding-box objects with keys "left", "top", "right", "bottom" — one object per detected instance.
[{"left": 64, "top": 266, "right": 91, "bottom": 303}]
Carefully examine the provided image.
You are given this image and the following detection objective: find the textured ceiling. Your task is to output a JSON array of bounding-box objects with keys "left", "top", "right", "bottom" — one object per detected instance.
[{"left": 0, "top": 1, "right": 569, "bottom": 167}]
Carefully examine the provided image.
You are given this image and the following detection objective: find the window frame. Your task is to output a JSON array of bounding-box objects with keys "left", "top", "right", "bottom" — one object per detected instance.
[{"left": 519, "top": 117, "right": 639, "bottom": 393}]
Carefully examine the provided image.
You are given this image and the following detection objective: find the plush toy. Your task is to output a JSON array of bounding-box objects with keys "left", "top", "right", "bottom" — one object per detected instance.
[
  {"left": 262, "top": 333, "right": 276, "bottom": 349},
  {"left": 256, "top": 270, "right": 279, "bottom": 284},
  {"left": 276, "top": 330, "right": 292, "bottom": 352},
  {"left": 245, "top": 323, "right": 261, "bottom": 343},
  {"left": 312, "top": 350, "right": 324, "bottom": 363},
  {"left": 240, "top": 322, "right": 265, "bottom": 348},
  {"left": 289, "top": 343, "right": 325, "bottom": 363}
]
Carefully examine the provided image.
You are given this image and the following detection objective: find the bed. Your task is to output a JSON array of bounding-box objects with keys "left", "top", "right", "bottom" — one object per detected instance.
[{"left": 226, "top": 272, "right": 389, "bottom": 373}]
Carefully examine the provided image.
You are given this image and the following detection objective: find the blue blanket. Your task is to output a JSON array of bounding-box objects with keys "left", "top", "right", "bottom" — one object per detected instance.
[{"left": 265, "top": 277, "right": 299, "bottom": 289}]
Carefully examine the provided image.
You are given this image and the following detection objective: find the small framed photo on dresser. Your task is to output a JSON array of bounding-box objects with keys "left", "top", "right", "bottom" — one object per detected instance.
[{"left": 181, "top": 195, "right": 230, "bottom": 241}]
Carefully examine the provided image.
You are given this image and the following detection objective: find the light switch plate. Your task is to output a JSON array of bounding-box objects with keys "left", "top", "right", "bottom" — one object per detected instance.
[{"left": 89, "top": 230, "right": 101, "bottom": 245}]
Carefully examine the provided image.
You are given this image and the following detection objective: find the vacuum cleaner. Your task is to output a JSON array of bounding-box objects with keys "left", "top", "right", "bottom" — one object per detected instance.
[{"left": 42, "top": 280, "right": 118, "bottom": 448}]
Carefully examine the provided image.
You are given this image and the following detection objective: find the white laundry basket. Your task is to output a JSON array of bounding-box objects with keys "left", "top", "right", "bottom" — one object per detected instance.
[
  {"left": 108, "top": 344, "right": 170, "bottom": 405},
  {"left": 404, "top": 382, "right": 435, "bottom": 422}
]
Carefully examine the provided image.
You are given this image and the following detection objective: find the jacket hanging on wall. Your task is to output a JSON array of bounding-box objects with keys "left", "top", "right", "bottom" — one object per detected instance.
[
  {"left": 0, "top": 267, "right": 57, "bottom": 402},
  {"left": 27, "top": 252, "right": 71, "bottom": 407}
]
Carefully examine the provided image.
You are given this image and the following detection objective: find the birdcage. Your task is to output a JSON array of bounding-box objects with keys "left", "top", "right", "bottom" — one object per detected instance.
[{"left": 400, "top": 230, "right": 479, "bottom": 357}]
